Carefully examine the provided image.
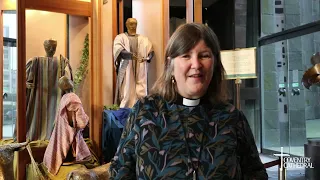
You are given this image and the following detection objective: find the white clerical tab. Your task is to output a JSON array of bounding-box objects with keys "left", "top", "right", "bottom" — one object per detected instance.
[{"left": 183, "top": 98, "right": 200, "bottom": 106}]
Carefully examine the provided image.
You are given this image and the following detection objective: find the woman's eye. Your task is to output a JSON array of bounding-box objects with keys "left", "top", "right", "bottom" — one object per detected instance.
[
  {"left": 200, "top": 54, "right": 211, "bottom": 58},
  {"left": 182, "top": 54, "right": 190, "bottom": 58}
]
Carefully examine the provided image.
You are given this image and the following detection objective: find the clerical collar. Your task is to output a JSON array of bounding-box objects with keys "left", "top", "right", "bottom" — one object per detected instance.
[{"left": 175, "top": 94, "right": 202, "bottom": 107}]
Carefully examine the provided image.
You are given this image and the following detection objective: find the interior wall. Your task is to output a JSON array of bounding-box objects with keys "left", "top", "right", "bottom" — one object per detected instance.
[
  {"left": 26, "top": 10, "right": 66, "bottom": 61},
  {"left": 102, "top": 1, "right": 116, "bottom": 106},
  {"left": 132, "top": 0, "right": 164, "bottom": 87},
  {"left": 68, "top": 15, "right": 90, "bottom": 115},
  {"left": 2, "top": 0, "right": 16, "bottom": 10}
]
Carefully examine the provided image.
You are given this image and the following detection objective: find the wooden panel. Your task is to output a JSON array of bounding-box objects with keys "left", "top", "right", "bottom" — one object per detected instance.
[
  {"left": 17, "top": 0, "right": 27, "bottom": 178},
  {"left": 119, "top": 0, "right": 124, "bottom": 33},
  {"left": 162, "top": 0, "right": 169, "bottom": 52},
  {"left": 194, "top": 0, "right": 202, "bottom": 23},
  {"left": 90, "top": 0, "right": 103, "bottom": 159},
  {"left": 112, "top": 0, "right": 117, "bottom": 43},
  {"left": 102, "top": 0, "right": 117, "bottom": 114},
  {"left": 186, "top": 0, "right": 193, "bottom": 23},
  {"left": 0, "top": 11, "right": 4, "bottom": 139},
  {"left": 17, "top": 0, "right": 26, "bottom": 149},
  {"left": 25, "top": 0, "right": 92, "bottom": 17},
  {"left": 2, "top": 0, "right": 17, "bottom": 10},
  {"left": 112, "top": 0, "right": 118, "bottom": 103}
]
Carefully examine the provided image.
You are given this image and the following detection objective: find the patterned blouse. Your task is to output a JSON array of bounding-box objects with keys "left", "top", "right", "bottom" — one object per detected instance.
[{"left": 109, "top": 95, "right": 268, "bottom": 179}]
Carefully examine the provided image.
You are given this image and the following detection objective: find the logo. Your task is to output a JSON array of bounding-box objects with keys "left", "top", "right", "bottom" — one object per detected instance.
[{"left": 274, "top": 147, "right": 314, "bottom": 179}]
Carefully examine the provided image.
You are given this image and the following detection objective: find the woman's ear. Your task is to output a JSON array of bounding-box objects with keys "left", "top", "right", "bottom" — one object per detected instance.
[{"left": 166, "top": 57, "right": 171, "bottom": 66}]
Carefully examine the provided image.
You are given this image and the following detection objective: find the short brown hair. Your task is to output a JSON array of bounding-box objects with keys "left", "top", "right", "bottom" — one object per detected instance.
[{"left": 150, "top": 23, "right": 228, "bottom": 105}]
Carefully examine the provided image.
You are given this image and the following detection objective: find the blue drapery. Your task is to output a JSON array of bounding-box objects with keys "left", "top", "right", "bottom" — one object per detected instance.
[{"left": 102, "top": 108, "right": 130, "bottom": 163}]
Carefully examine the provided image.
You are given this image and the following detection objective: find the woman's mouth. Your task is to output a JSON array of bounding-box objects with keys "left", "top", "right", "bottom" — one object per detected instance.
[
  {"left": 189, "top": 74, "right": 203, "bottom": 78},
  {"left": 188, "top": 74, "right": 204, "bottom": 83}
]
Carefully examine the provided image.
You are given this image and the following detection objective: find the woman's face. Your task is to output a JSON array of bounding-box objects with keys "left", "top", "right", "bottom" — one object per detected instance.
[{"left": 173, "top": 40, "right": 214, "bottom": 99}]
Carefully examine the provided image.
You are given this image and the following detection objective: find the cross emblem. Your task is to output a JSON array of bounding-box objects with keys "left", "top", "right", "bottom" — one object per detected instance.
[{"left": 274, "top": 147, "right": 290, "bottom": 180}]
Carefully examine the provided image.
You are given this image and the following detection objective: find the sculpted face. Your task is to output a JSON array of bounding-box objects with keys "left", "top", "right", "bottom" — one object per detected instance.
[
  {"left": 44, "top": 39, "right": 57, "bottom": 57},
  {"left": 126, "top": 18, "right": 137, "bottom": 36},
  {"left": 173, "top": 40, "right": 214, "bottom": 99},
  {"left": 58, "top": 76, "right": 74, "bottom": 92}
]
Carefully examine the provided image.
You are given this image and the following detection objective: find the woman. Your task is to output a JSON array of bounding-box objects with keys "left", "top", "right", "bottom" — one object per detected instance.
[{"left": 109, "top": 23, "right": 268, "bottom": 179}]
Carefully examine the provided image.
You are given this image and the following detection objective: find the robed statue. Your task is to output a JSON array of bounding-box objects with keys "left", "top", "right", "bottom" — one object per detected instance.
[
  {"left": 113, "top": 18, "right": 154, "bottom": 108},
  {"left": 43, "top": 76, "right": 91, "bottom": 175},
  {"left": 23, "top": 39, "right": 72, "bottom": 141}
]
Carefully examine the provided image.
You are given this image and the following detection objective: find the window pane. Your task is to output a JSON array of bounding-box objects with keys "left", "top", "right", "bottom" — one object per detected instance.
[
  {"left": 3, "top": 11, "right": 17, "bottom": 139},
  {"left": 261, "top": 0, "right": 320, "bottom": 37},
  {"left": 261, "top": 31, "right": 320, "bottom": 157},
  {"left": 3, "top": 12, "right": 17, "bottom": 39},
  {"left": 261, "top": 41, "right": 287, "bottom": 153},
  {"left": 3, "top": 45, "right": 17, "bottom": 138},
  {"left": 288, "top": 32, "right": 320, "bottom": 156}
]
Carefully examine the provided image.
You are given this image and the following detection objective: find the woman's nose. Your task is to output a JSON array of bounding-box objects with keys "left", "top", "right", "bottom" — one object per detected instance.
[{"left": 190, "top": 56, "right": 202, "bottom": 69}]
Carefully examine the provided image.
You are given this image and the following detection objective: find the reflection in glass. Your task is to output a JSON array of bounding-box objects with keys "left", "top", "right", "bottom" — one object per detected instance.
[
  {"left": 169, "top": 0, "right": 186, "bottom": 36},
  {"left": 261, "top": 0, "right": 320, "bottom": 37},
  {"left": 203, "top": 0, "right": 234, "bottom": 50},
  {"left": 3, "top": 11, "right": 17, "bottom": 138},
  {"left": 261, "top": 41, "right": 290, "bottom": 154},
  {"left": 288, "top": 32, "right": 320, "bottom": 156},
  {"left": 261, "top": 32, "right": 320, "bottom": 156}
]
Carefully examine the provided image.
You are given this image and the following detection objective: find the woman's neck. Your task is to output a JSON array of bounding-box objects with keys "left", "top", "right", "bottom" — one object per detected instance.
[{"left": 174, "top": 93, "right": 204, "bottom": 107}]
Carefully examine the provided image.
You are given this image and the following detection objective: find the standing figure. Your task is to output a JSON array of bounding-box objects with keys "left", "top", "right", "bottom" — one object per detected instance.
[
  {"left": 24, "top": 39, "right": 72, "bottom": 141},
  {"left": 113, "top": 18, "right": 154, "bottom": 108}
]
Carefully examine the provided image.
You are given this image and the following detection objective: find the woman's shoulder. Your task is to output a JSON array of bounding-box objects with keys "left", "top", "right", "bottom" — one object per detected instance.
[
  {"left": 136, "top": 94, "right": 166, "bottom": 106},
  {"left": 212, "top": 102, "right": 237, "bottom": 113},
  {"left": 211, "top": 102, "right": 245, "bottom": 121},
  {"left": 130, "top": 95, "right": 168, "bottom": 126},
  {"left": 133, "top": 94, "right": 168, "bottom": 112}
]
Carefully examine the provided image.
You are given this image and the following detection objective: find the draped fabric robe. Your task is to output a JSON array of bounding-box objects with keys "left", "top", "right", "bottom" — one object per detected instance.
[
  {"left": 24, "top": 55, "right": 72, "bottom": 141},
  {"left": 43, "top": 92, "right": 91, "bottom": 175},
  {"left": 113, "top": 33, "right": 153, "bottom": 108}
]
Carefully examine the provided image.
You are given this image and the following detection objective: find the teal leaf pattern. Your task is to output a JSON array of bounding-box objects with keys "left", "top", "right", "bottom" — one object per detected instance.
[{"left": 109, "top": 95, "right": 268, "bottom": 180}]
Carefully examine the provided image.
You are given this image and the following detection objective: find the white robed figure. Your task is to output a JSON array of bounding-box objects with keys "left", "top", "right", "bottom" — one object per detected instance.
[{"left": 113, "top": 18, "right": 154, "bottom": 108}]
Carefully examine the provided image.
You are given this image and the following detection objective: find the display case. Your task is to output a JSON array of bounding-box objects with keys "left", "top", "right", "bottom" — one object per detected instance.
[{"left": 0, "top": 0, "right": 108, "bottom": 179}]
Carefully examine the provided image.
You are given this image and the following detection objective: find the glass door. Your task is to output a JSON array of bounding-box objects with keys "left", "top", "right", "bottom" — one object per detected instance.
[
  {"left": 287, "top": 32, "right": 320, "bottom": 157},
  {"left": 261, "top": 40, "right": 291, "bottom": 155},
  {"left": 260, "top": 0, "right": 320, "bottom": 157},
  {"left": 261, "top": 32, "right": 320, "bottom": 157}
]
